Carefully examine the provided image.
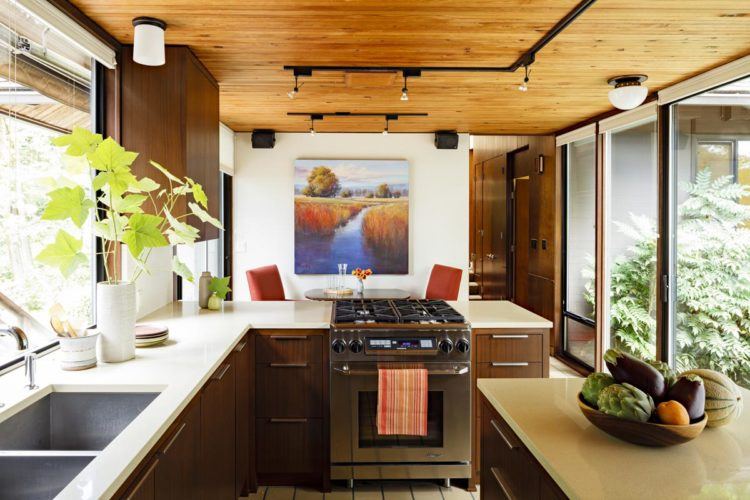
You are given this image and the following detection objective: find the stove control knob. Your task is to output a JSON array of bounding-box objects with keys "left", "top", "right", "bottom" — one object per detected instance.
[
  {"left": 349, "top": 339, "right": 364, "bottom": 353},
  {"left": 438, "top": 339, "right": 454, "bottom": 354},
  {"left": 331, "top": 339, "right": 347, "bottom": 354},
  {"left": 456, "top": 338, "right": 470, "bottom": 353}
]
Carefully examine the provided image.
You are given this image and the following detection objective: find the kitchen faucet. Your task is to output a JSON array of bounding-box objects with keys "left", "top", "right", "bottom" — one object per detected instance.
[{"left": 0, "top": 325, "right": 29, "bottom": 350}]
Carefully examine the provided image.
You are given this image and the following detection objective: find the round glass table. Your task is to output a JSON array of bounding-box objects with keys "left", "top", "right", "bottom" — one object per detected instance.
[{"left": 304, "top": 288, "right": 411, "bottom": 301}]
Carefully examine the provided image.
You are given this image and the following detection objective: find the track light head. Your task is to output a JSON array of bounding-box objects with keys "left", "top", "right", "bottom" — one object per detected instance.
[
  {"left": 400, "top": 88, "right": 409, "bottom": 101},
  {"left": 518, "top": 65, "right": 530, "bottom": 92},
  {"left": 289, "top": 75, "right": 301, "bottom": 99}
]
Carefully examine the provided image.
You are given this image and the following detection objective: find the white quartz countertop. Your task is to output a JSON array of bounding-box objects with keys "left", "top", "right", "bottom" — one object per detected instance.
[
  {"left": 0, "top": 300, "right": 331, "bottom": 500},
  {"left": 450, "top": 300, "right": 553, "bottom": 329},
  {"left": 0, "top": 299, "right": 549, "bottom": 499},
  {"left": 478, "top": 378, "right": 750, "bottom": 500}
]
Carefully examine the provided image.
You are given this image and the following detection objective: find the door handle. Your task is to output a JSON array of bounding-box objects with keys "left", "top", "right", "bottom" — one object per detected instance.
[
  {"left": 211, "top": 363, "right": 231, "bottom": 380},
  {"left": 269, "top": 418, "right": 308, "bottom": 423},
  {"left": 490, "top": 467, "right": 514, "bottom": 499},
  {"left": 234, "top": 340, "right": 247, "bottom": 352},
  {"left": 490, "top": 419, "right": 519, "bottom": 450},
  {"left": 492, "top": 362, "right": 529, "bottom": 367},
  {"left": 491, "top": 334, "right": 529, "bottom": 339},
  {"left": 159, "top": 423, "right": 187, "bottom": 455},
  {"left": 270, "top": 363, "right": 308, "bottom": 368},
  {"left": 269, "top": 335, "right": 308, "bottom": 340}
]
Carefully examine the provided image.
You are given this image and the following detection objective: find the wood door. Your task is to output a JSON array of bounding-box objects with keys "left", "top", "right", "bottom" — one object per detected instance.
[
  {"left": 154, "top": 401, "right": 201, "bottom": 500},
  {"left": 481, "top": 155, "right": 507, "bottom": 300},
  {"left": 201, "top": 362, "right": 236, "bottom": 499},
  {"left": 234, "top": 337, "right": 251, "bottom": 498},
  {"left": 513, "top": 176, "right": 530, "bottom": 308},
  {"left": 474, "top": 160, "right": 485, "bottom": 295}
]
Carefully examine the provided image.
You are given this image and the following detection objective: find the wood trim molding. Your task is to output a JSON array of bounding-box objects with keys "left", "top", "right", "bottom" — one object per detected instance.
[
  {"left": 593, "top": 125, "right": 605, "bottom": 372},
  {"left": 658, "top": 55, "right": 750, "bottom": 105},
  {"left": 555, "top": 124, "right": 596, "bottom": 147},
  {"left": 598, "top": 102, "right": 657, "bottom": 133}
]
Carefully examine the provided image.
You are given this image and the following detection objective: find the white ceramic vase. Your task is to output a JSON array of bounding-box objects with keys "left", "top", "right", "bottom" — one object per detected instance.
[{"left": 96, "top": 281, "right": 136, "bottom": 362}]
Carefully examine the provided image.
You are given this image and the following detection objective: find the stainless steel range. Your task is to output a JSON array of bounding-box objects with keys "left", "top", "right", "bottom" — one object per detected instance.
[{"left": 330, "top": 299, "right": 471, "bottom": 486}]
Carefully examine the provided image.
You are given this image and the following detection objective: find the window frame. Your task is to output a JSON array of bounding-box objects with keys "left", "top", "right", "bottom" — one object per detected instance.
[{"left": 561, "top": 136, "right": 598, "bottom": 371}]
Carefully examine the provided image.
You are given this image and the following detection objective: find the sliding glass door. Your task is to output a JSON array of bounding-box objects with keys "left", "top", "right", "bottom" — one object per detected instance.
[
  {"left": 669, "top": 76, "right": 750, "bottom": 389},
  {"left": 603, "top": 118, "right": 659, "bottom": 360},
  {"left": 563, "top": 136, "right": 597, "bottom": 368}
]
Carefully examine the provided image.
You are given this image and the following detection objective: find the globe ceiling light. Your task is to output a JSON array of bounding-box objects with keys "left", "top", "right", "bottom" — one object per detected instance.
[
  {"left": 607, "top": 75, "right": 649, "bottom": 110},
  {"left": 132, "top": 17, "right": 167, "bottom": 66}
]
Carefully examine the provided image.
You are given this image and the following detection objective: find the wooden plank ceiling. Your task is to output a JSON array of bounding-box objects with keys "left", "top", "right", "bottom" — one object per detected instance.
[{"left": 70, "top": 0, "right": 750, "bottom": 134}]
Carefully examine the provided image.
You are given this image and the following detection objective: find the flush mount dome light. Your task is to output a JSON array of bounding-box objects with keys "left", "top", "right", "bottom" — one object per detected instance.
[
  {"left": 132, "top": 17, "right": 167, "bottom": 66},
  {"left": 607, "top": 75, "right": 648, "bottom": 110}
]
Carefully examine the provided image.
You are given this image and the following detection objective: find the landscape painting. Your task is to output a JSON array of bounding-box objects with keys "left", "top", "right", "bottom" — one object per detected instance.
[{"left": 294, "top": 159, "right": 409, "bottom": 274}]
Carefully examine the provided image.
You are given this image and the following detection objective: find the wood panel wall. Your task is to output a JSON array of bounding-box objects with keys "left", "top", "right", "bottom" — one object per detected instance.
[{"left": 471, "top": 135, "right": 559, "bottom": 350}]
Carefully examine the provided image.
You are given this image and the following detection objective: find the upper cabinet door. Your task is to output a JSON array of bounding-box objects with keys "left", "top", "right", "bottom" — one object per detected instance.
[{"left": 121, "top": 46, "right": 220, "bottom": 242}]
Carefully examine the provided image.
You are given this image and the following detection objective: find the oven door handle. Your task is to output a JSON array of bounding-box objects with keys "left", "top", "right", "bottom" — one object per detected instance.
[{"left": 332, "top": 366, "right": 469, "bottom": 376}]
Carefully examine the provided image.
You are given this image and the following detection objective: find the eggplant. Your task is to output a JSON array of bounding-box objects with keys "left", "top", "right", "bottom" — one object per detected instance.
[
  {"left": 666, "top": 374, "right": 706, "bottom": 421},
  {"left": 604, "top": 349, "right": 667, "bottom": 400}
]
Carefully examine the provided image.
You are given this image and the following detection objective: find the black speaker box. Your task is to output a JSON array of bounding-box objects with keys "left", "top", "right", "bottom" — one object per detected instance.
[
  {"left": 252, "top": 130, "right": 276, "bottom": 149},
  {"left": 434, "top": 131, "right": 459, "bottom": 149}
]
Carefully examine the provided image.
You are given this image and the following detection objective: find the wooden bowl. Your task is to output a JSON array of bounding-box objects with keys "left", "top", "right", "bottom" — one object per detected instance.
[{"left": 577, "top": 393, "right": 707, "bottom": 447}]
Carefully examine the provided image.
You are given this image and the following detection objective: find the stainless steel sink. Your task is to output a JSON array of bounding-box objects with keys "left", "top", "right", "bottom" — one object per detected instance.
[
  {"left": 0, "top": 391, "right": 158, "bottom": 450},
  {"left": 0, "top": 390, "right": 159, "bottom": 498},
  {"left": 0, "top": 453, "right": 96, "bottom": 500}
]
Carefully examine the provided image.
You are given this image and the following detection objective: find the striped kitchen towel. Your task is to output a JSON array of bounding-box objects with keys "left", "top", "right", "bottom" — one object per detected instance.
[{"left": 376, "top": 368, "right": 428, "bottom": 436}]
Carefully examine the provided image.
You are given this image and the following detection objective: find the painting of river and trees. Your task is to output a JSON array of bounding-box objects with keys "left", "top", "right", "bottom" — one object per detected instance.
[{"left": 294, "top": 159, "right": 409, "bottom": 274}]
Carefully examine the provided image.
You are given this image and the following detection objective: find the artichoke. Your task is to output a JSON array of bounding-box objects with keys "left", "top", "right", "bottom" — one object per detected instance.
[
  {"left": 581, "top": 372, "right": 615, "bottom": 408},
  {"left": 597, "top": 383, "right": 655, "bottom": 423},
  {"left": 647, "top": 359, "right": 677, "bottom": 388}
]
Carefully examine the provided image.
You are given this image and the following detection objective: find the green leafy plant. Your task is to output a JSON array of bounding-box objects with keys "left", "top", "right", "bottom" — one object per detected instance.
[
  {"left": 35, "top": 127, "right": 222, "bottom": 284},
  {"left": 208, "top": 276, "right": 231, "bottom": 300},
  {"left": 588, "top": 170, "right": 750, "bottom": 388}
]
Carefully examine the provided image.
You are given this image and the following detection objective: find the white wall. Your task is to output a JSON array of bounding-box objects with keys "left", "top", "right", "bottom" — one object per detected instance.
[
  {"left": 233, "top": 132, "right": 470, "bottom": 300},
  {"left": 122, "top": 246, "right": 173, "bottom": 319}
]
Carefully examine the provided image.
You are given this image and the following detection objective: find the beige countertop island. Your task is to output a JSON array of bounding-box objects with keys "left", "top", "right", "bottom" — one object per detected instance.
[{"left": 478, "top": 378, "right": 750, "bottom": 500}]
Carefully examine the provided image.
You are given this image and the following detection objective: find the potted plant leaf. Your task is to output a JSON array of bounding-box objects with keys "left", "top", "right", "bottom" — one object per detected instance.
[
  {"left": 207, "top": 276, "right": 232, "bottom": 310},
  {"left": 36, "top": 127, "right": 222, "bottom": 362}
]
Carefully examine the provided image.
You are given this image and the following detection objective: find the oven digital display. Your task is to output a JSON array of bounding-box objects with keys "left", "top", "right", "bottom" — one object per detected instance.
[{"left": 366, "top": 338, "right": 436, "bottom": 351}]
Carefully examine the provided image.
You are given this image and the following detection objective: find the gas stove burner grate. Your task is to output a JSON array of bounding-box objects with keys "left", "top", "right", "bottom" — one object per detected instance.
[{"left": 333, "top": 299, "right": 465, "bottom": 325}]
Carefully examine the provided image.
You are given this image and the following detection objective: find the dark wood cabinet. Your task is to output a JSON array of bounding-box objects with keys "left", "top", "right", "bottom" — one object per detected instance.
[
  {"left": 253, "top": 330, "right": 329, "bottom": 490},
  {"left": 124, "top": 458, "right": 158, "bottom": 500},
  {"left": 480, "top": 394, "right": 567, "bottom": 500},
  {"left": 471, "top": 328, "right": 549, "bottom": 490},
  {"left": 120, "top": 45, "right": 220, "bottom": 241},
  {"left": 234, "top": 336, "right": 252, "bottom": 497},
  {"left": 154, "top": 401, "right": 201, "bottom": 500},
  {"left": 201, "top": 361, "right": 236, "bottom": 499}
]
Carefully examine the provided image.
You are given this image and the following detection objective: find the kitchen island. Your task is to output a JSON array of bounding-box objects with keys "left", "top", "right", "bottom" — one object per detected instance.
[
  {"left": 0, "top": 300, "right": 551, "bottom": 499},
  {"left": 478, "top": 378, "right": 750, "bottom": 499}
]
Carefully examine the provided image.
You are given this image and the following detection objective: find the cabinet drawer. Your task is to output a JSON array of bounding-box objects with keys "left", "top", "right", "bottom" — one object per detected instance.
[
  {"left": 477, "top": 333, "right": 543, "bottom": 363},
  {"left": 478, "top": 362, "right": 543, "bottom": 379},
  {"left": 256, "top": 417, "right": 322, "bottom": 477},
  {"left": 256, "top": 333, "right": 322, "bottom": 363},
  {"left": 256, "top": 362, "right": 323, "bottom": 417}
]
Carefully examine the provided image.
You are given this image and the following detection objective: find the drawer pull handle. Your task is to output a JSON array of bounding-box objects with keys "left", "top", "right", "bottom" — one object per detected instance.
[
  {"left": 491, "top": 334, "right": 529, "bottom": 339},
  {"left": 491, "top": 362, "right": 529, "bottom": 367},
  {"left": 211, "top": 363, "right": 231, "bottom": 380},
  {"left": 270, "top": 335, "right": 308, "bottom": 340},
  {"left": 160, "top": 423, "right": 186, "bottom": 455},
  {"left": 234, "top": 340, "right": 247, "bottom": 352},
  {"left": 269, "top": 418, "right": 308, "bottom": 423},
  {"left": 490, "top": 419, "right": 519, "bottom": 450},
  {"left": 490, "top": 467, "right": 514, "bottom": 499},
  {"left": 270, "top": 363, "right": 308, "bottom": 368}
]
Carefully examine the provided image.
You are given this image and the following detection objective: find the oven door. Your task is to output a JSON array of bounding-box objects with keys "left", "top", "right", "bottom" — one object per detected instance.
[{"left": 330, "top": 361, "right": 471, "bottom": 464}]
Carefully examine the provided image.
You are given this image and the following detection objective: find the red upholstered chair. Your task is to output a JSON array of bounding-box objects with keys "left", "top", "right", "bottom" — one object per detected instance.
[
  {"left": 246, "top": 265, "right": 287, "bottom": 300},
  {"left": 425, "top": 264, "right": 463, "bottom": 301}
]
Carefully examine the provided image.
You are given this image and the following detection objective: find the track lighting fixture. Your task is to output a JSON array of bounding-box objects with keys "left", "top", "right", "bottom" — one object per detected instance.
[
  {"left": 383, "top": 114, "right": 398, "bottom": 135},
  {"left": 288, "top": 75, "right": 299, "bottom": 99},
  {"left": 288, "top": 112, "right": 425, "bottom": 133},
  {"left": 308, "top": 114, "right": 323, "bottom": 135},
  {"left": 518, "top": 65, "right": 530, "bottom": 92},
  {"left": 400, "top": 74, "right": 409, "bottom": 101},
  {"left": 607, "top": 75, "right": 649, "bottom": 110}
]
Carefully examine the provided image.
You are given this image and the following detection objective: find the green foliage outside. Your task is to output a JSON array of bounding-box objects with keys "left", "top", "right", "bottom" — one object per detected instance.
[
  {"left": 36, "top": 127, "right": 222, "bottom": 285},
  {"left": 592, "top": 170, "right": 750, "bottom": 388},
  {"left": 302, "top": 166, "right": 340, "bottom": 198}
]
